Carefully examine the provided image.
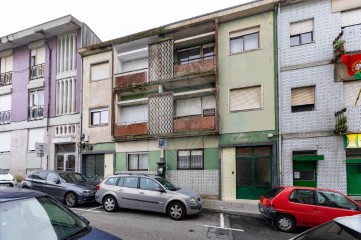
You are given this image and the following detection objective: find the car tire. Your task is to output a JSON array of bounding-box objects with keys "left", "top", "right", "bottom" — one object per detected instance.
[
  {"left": 167, "top": 201, "right": 185, "bottom": 220},
  {"left": 103, "top": 196, "right": 118, "bottom": 212},
  {"left": 65, "top": 192, "right": 78, "bottom": 207},
  {"left": 275, "top": 214, "right": 295, "bottom": 232}
]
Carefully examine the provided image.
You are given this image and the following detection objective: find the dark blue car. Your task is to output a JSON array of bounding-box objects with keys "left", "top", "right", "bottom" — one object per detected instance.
[{"left": 0, "top": 188, "right": 121, "bottom": 240}]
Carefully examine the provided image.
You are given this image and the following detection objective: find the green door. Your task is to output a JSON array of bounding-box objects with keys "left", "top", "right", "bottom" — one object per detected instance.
[
  {"left": 346, "top": 164, "right": 361, "bottom": 196},
  {"left": 236, "top": 146, "right": 272, "bottom": 200},
  {"left": 293, "top": 161, "right": 317, "bottom": 187}
]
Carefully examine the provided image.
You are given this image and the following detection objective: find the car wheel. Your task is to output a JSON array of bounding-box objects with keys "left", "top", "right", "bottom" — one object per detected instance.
[
  {"left": 275, "top": 214, "right": 295, "bottom": 232},
  {"left": 65, "top": 192, "right": 78, "bottom": 207},
  {"left": 103, "top": 196, "right": 117, "bottom": 212},
  {"left": 167, "top": 201, "right": 185, "bottom": 220}
]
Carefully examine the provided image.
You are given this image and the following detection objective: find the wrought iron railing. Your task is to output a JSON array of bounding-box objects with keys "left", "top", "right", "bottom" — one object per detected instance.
[
  {"left": 29, "top": 106, "right": 44, "bottom": 120},
  {"left": 29, "top": 64, "right": 45, "bottom": 80},
  {"left": 335, "top": 108, "right": 347, "bottom": 134},
  {"left": 0, "top": 71, "right": 12, "bottom": 87},
  {"left": 0, "top": 110, "right": 11, "bottom": 124},
  {"left": 174, "top": 54, "right": 216, "bottom": 65}
]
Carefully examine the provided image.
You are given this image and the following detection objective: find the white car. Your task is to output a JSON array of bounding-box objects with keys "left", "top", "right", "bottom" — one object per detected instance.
[{"left": 0, "top": 169, "right": 17, "bottom": 187}]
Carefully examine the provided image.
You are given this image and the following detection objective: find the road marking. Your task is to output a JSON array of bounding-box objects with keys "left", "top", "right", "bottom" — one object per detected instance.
[
  {"left": 220, "top": 213, "right": 224, "bottom": 228},
  {"left": 203, "top": 225, "right": 244, "bottom": 232},
  {"left": 72, "top": 206, "right": 102, "bottom": 213}
]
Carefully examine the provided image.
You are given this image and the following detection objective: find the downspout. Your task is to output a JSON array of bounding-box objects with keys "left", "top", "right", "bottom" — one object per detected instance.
[
  {"left": 79, "top": 25, "right": 84, "bottom": 173},
  {"left": 275, "top": 3, "right": 282, "bottom": 185}
]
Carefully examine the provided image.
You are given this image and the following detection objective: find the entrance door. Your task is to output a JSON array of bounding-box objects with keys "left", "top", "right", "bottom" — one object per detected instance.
[
  {"left": 236, "top": 146, "right": 272, "bottom": 200},
  {"left": 293, "top": 161, "right": 317, "bottom": 187},
  {"left": 347, "top": 164, "right": 361, "bottom": 196},
  {"left": 82, "top": 154, "right": 104, "bottom": 183}
]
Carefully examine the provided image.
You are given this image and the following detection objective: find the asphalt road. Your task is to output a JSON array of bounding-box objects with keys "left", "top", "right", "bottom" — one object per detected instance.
[{"left": 72, "top": 204, "right": 301, "bottom": 240}]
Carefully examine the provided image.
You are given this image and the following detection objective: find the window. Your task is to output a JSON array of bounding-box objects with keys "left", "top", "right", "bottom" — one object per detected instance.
[
  {"left": 91, "top": 62, "right": 109, "bottom": 81},
  {"left": 120, "top": 105, "right": 148, "bottom": 124},
  {"left": 29, "top": 89, "right": 44, "bottom": 119},
  {"left": 0, "top": 55, "right": 13, "bottom": 86},
  {"left": 289, "top": 189, "right": 315, "bottom": 204},
  {"left": 28, "top": 128, "right": 44, "bottom": 151},
  {"left": 140, "top": 178, "right": 160, "bottom": 191},
  {"left": 105, "top": 177, "right": 119, "bottom": 186},
  {"left": 46, "top": 172, "right": 59, "bottom": 182},
  {"left": 341, "top": 9, "right": 361, "bottom": 28},
  {"left": 123, "top": 177, "right": 138, "bottom": 188},
  {"left": 291, "top": 86, "right": 315, "bottom": 112},
  {"left": 317, "top": 190, "right": 358, "bottom": 210},
  {"left": 177, "top": 43, "right": 214, "bottom": 64},
  {"left": 290, "top": 19, "right": 314, "bottom": 46},
  {"left": 0, "top": 94, "right": 11, "bottom": 124},
  {"left": 230, "top": 27, "right": 260, "bottom": 54},
  {"left": 128, "top": 153, "right": 149, "bottom": 171},
  {"left": 30, "top": 47, "right": 45, "bottom": 80},
  {"left": 176, "top": 95, "right": 216, "bottom": 118},
  {"left": 229, "top": 85, "right": 262, "bottom": 112},
  {"left": 177, "top": 150, "right": 203, "bottom": 170},
  {"left": 90, "top": 108, "right": 108, "bottom": 125},
  {"left": 0, "top": 132, "right": 11, "bottom": 152}
]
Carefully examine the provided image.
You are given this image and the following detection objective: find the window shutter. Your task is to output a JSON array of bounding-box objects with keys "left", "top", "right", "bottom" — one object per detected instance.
[
  {"left": 229, "top": 86, "right": 262, "bottom": 111},
  {"left": 138, "top": 153, "right": 149, "bottom": 169},
  {"left": 176, "top": 97, "right": 202, "bottom": 117},
  {"left": 291, "top": 86, "right": 315, "bottom": 106},
  {"left": 290, "top": 19, "right": 313, "bottom": 35},
  {"left": 0, "top": 94, "right": 11, "bottom": 111},
  {"left": 36, "top": 47, "right": 45, "bottom": 64},
  {"left": 132, "top": 105, "right": 148, "bottom": 123},
  {"left": 0, "top": 132, "right": 11, "bottom": 152},
  {"left": 91, "top": 62, "right": 109, "bottom": 81},
  {"left": 28, "top": 128, "right": 44, "bottom": 151},
  {"left": 6, "top": 56, "right": 13, "bottom": 71},
  {"left": 230, "top": 26, "right": 260, "bottom": 38},
  {"left": 120, "top": 106, "right": 132, "bottom": 124},
  {"left": 202, "top": 95, "right": 216, "bottom": 110},
  {"left": 121, "top": 57, "right": 148, "bottom": 73},
  {"left": 342, "top": 9, "right": 361, "bottom": 27}
]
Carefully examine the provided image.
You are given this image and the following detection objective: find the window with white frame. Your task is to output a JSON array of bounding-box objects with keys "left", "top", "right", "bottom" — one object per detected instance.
[
  {"left": 0, "top": 94, "right": 11, "bottom": 124},
  {"left": 176, "top": 95, "right": 216, "bottom": 117},
  {"left": 91, "top": 62, "right": 109, "bottom": 81},
  {"left": 177, "top": 150, "right": 203, "bottom": 170},
  {"left": 291, "top": 86, "right": 315, "bottom": 112},
  {"left": 0, "top": 55, "right": 13, "bottom": 74},
  {"left": 120, "top": 104, "right": 148, "bottom": 124},
  {"left": 128, "top": 152, "right": 149, "bottom": 171},
  {"left": 28, "top": 128, "right": 44, "bottom": 151},
  {"left": 341, "top": 9, "right": 361, "bottom": 28},
  {"left": 229, "top": 85, "right": 262, "bottom": 112},
  {"left": 230, "top": 26, "right": 260, "bottom": 54},
  {"left": 29, "top": 89, "right": 44, "bottom": 119},
  {"left": 30, "top": 47, "right": 45, "bottom": 66},
  {"left": 290, "top": 19, "right": 314, "bottom": 46},
  {"left": 90, "top": 108, "right": 108, "bottom": 125},
  {"left": 177, "top": 43, "right": 214, "bottom": 64},
  {"left": 0, "top": 132, "right": 11, "bottom": 152}
]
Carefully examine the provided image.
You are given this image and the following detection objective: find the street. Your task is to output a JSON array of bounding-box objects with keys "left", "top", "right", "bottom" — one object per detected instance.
[{"left": 73, "top": 204, "right": 301, "bottom": 240}]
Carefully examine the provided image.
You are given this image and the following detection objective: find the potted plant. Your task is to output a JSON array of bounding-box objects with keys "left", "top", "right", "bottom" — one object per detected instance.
[{"left": 333, "top": 35, "right": 345, "bottom": 62}]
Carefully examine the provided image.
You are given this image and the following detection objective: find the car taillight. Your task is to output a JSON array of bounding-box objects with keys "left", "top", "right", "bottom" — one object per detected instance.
[
  {"left": 97, "top": 179, "right": 105, "bottom": 191},
  {"left": 265, "top": 199, "right": 273, "bottom": 208}
]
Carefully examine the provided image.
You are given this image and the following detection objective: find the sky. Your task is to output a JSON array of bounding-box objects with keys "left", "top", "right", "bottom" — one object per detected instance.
[{"left": 0, "top": 0, "right": 254, "bottom": 42}]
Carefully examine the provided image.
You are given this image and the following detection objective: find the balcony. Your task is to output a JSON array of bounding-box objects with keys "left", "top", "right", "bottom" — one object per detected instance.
[
  {"left": 0, "top": 72, "right": 12, "bottom": 87},
  {"left": 114, "top": 69, "right": 148, "bottom": 89},
  {"left": 174, "top": 114, "right": 216, "bottom": 133},
  {"left": 173, "top": 56, "right": 215, "bottom": 79},
  {"left": 0, "top": 110, "right": 11, "bottom": 124},
  {"left": 335, "top": 106, "right": 361, "bottom": 134},
  {"left": 114, "top": 122, "right": 148, "bottom": 138},
  {"left": 30, "top": 64, "right": 45, "bottom": 80},
  {"left": 29, "top": 106, "right": 44, "bottom": 120}
]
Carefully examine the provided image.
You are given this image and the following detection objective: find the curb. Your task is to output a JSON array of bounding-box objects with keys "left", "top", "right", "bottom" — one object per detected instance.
[{"left": 202, "top": 207, "right": 262, "bottom": 218}]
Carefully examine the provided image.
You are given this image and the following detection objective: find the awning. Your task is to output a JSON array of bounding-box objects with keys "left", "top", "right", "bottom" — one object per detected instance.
[{"left": 292, "top": 155, "right": 324, "bottom": 161}]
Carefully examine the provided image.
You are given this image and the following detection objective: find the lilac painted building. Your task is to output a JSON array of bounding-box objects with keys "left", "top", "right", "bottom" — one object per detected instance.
[{"left": 0, "top": 15, "right": 100, "bottom": 176}]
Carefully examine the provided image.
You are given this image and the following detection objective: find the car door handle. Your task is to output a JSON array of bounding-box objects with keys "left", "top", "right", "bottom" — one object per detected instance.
[
  {"left": 117, "top": 189, "right": 123, "bottom": 192},
  {"left": 139, "top": 192, "right": 145, "bottom": 195}
]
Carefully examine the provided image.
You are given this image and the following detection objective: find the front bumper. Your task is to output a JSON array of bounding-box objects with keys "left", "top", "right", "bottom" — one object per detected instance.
[
  {"left": 77, "top": 192, "right": 96, "bottom": 204},
  {"left": 258, "top": 203, "right": 277, "bottom": 220},
  {"left": 0, "top": 180, "right": 17, "bottom": 187},
  {"left": 186, "top": 201, "right": 202, "bottom": 215}
]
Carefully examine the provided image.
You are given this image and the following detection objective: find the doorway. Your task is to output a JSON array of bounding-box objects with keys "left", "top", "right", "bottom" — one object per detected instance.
[{"left": 82, "top": 154, "right": 104, "bottom": 183}]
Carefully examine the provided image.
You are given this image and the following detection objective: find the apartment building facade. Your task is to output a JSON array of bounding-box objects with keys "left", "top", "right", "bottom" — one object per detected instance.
[
  {"left": 279, "top": 0, "right": 361, "bottom": 198},
  {"left": 0, "top": 16, "right": 100, "bottom": 176}
]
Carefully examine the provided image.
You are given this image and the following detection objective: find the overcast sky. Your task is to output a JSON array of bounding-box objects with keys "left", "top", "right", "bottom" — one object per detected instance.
[{"left": 1, "top": 0, "right": 254, "bottom": 41}]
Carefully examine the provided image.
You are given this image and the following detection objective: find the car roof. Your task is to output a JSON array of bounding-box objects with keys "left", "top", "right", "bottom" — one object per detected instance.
[
  {"left": 0, "top": 188, "right": 47, "bottom": 203},
  {"left": 280, "top": 186, "right": 343, "bottom": 193},
  {"left": 334, "top": 214, "right": 361, "bottom": 233},
  {"left": 112, "top": 173, "right": 160, "bottom": 178}
]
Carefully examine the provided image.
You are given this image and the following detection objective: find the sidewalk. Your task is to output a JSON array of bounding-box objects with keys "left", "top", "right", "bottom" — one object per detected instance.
[{"left": 202, "top": 199, "right": 261, "bottom": 218}]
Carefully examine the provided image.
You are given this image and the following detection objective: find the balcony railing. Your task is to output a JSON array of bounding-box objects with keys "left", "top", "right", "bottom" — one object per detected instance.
[
  {"left": 0, "top": 71, "right": 12, "bottom": 87},
  {"left": 0, "top": 110, "right": 11, "bottom": 124},
  {"left": 335, "top": 108, "right": 347, "bottom": 134},
  {"left": 30, "top": 64, "right": 45, "bottom": 80},
  {"left": 335, "top": 106, "right": 361, "bottom": 135},
  {"left": 173, "top": 55, "right": 216, "bottom": 78},
  {"left": 29, "top": 106, "right": 44, "bottom": 120},
  {"left": 174, "top": 113, "right": 216, "bottom": 133}
]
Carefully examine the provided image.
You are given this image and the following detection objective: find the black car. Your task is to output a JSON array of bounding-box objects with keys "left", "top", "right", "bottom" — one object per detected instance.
[
  {"left": 0, "top": 187, "right": 121, "bottom": 240},
  {"left": 21, "top": 170, "right": 97, "bottom": 207}
]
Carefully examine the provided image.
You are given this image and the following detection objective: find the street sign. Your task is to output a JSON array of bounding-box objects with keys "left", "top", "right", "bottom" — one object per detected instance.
[
  {"left": 158, "top": 138, "right": 167, "bottom": 149},
  {"left": 35, "top": 142, "right": 48, "bottom": 157}
]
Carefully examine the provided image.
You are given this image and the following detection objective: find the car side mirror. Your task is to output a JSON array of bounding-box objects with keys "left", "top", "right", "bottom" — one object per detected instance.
[
  {"left": 78, "top": 216, "right": 90, "bottom": 224},
  {"left": 53, "top": 178, "right": 60, "bottom": 184},
  {"left": 156, "top": 187, "right": 165, "bottom": 193}
]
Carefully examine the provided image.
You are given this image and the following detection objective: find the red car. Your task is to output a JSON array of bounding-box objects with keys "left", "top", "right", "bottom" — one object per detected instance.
[{"left": 258, "top": 186, "right": 361, "bottom": 232}]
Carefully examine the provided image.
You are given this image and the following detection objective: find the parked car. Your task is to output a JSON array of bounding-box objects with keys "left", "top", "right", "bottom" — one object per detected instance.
[
  {"left": 290, "top": 214, "right": 361, "bottom": 240},
  {"left": 95, "top": 173, "right": 202, "bottom": 220},
  {"left": 0, "top": 187, "right": 121, "bottom": 240},
  {"left": 0, "top": 168, "right": 17, "bottom": 187},
  {"left": 21, "top": 170, "right": 97, "bottom": 207},
  {"left": 258, "top": 186, "right": 361, "bottom": 232}
]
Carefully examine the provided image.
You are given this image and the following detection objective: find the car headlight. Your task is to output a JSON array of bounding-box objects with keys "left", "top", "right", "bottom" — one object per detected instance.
[
  {"left": 77, "top": 190, "right": 94, "bottom": 194},
  {"left": 186, "top": 197, "right": 197, "bottom": 203}
]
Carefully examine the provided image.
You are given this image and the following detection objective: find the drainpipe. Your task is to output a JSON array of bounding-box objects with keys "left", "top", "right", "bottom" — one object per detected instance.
[{"left": 79, "top": 25, "right": 84, "bottom": 173}]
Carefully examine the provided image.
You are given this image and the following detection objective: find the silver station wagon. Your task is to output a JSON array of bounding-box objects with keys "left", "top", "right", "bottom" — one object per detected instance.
[{"left": 95, "top": 174, "right": 202, "bottom": 220}]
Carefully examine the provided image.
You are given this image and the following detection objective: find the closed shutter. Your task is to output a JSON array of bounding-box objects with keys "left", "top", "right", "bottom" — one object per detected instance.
[
  {"left": 290, "top": 19, "right": 314, "bottom": 35},
  {"left": 230, "top": 26, "right": 260, "bottom": 38},
  {"left": 121, "top": 57, "right": 148, "bottom": 73},
  {"left": 36, "top": 47, "right": 45, "bottom": 64},
  {"left": 176, "top": 97, "right": 202, "bottom": 117},
  {"left": 91, "top": 62, "right": 109, "bottom": 81},
  {"left": 120, "top": 106, "right": 132, "bottom": 124},
  {"left": 202, "top": 95, "right": 216, "bottom": 110},
  {"left": 28, "top": 128, "right": 44, "bottom": 151},
  {"left": 291, "top": 86, "right": 315, "bottom": 106},
  {"left": 229, "top": 85, "right": 262, "bottom": 111},
  {"left": 0, "top": 94, "right": 11, "bottom": 111},
  {"left": 0, "top": 132, "right": 11, "bottom": 152},
  {"left": 132, "top": 105, "right": 148, "bottom": 123},
  {"left": 342, "top": 9, "right": 361, "bottom": 27}
]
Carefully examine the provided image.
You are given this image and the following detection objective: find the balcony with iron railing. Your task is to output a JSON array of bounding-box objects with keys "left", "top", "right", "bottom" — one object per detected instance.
[
  {"left": 0, "top": 110, "right": 11, "bottom": 124},
  {"left": 29, "top": 64, "right": 45, "bottom": 80},
  {"left": 0, "top": 72, "right": 12, "bottom": 87},
  {"left": 114, "top": 68, "right": 148, "bottom": 89},
  {"left": 29, "top": 105, "right": 44, "bottom": 120},
  {"left": 335, "top": 106, "right": 361, "bottom": 135}
]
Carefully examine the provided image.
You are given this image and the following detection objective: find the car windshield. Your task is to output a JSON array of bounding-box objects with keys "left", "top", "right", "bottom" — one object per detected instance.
[
  {"left": 59, "top": 173, "right": 88, "bottom": 183},
  {"left": 0, "top": 195, "right": 89, "bottom": 240},
  {"left": 0, "top": 169, "right": 8, "bottom": 174},
  {"left": 262, "top": 187, "right": 284, "bottom": 199},
  {"left": 156, "top": 178, "right": 178, "bottom": 191}
]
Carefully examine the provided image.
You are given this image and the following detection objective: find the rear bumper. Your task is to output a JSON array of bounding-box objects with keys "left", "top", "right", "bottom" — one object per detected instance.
[
  {"left": 258, "top": 203, "right": 277, "bottom": 220},
  {"left": 77, "top": 193, "right": 96, "bottom": 205}
]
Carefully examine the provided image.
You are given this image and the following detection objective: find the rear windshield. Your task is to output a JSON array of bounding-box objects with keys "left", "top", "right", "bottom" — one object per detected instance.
[{"left": 263, "top": 187, "right": 284, "bottom": 199}]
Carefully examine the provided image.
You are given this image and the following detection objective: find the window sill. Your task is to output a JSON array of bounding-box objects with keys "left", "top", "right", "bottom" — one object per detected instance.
[
  {"left": 229, "top": 107, "right": 263, "bottom": 113},
  {"left": 229, "top": 47, "right": 262, "bottom": 56},
  {"left": 89, "top": 124, "right": 109, "bottom": 128},
  {"left": 290, "top": 41, "right": 315, "bottom": 47}
]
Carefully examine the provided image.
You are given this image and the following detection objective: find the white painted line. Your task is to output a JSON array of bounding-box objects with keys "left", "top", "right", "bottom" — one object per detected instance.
[
  {"left": 203, "top": 225, "right": 244, "bottom": 232},
  {"left": 88, "top": 206, "right": 103, "bottom": 211},
  {"left": 220, "top": 213, "right": 224, "bottom": 228},
  {"left": 72, "top": 208, "right": 102, "bottom": 213}
]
